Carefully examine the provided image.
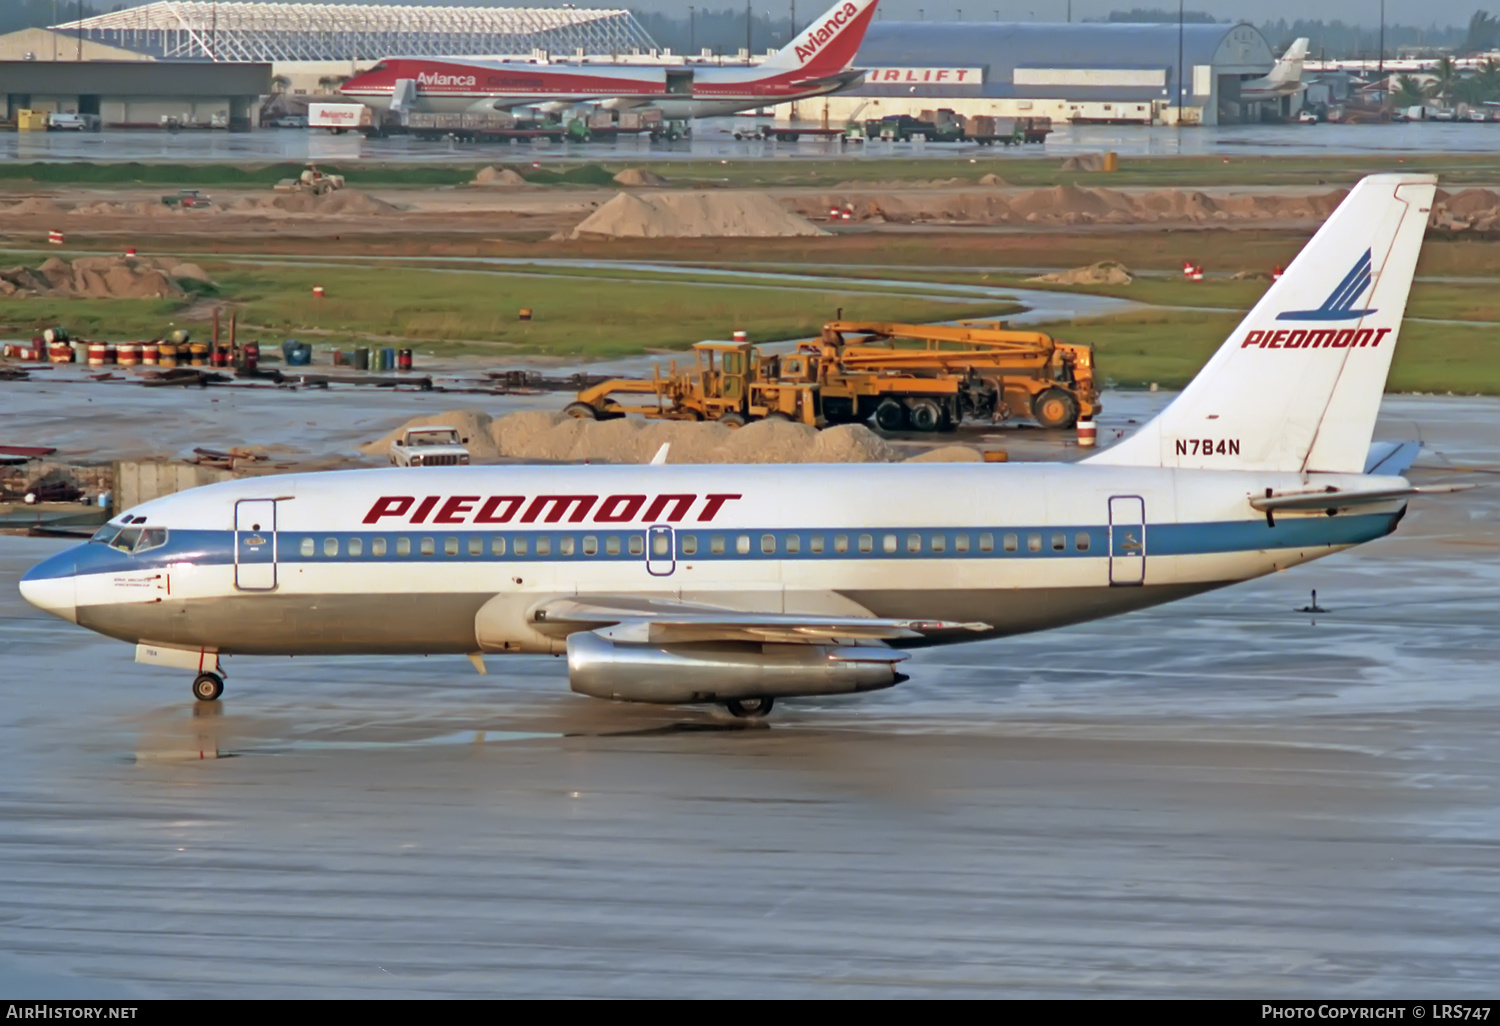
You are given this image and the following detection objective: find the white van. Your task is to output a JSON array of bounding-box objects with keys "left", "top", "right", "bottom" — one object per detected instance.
[{"left": 49, "top": 112, "right": 100, "bottom": 131}]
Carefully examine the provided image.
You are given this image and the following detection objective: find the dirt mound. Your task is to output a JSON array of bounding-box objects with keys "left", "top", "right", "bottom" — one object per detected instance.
[
  {"left": 231, "top": 190, "right": 397, "bottom": 215},
  {"left": 613, "top": 168, "right": 669, "bottom": 187},
  {"left": 561, "top": 190, "right": 826, "bottom": 239},
  {"left": 1431, "top": 188, "right": 1500, "bottom": 230},
  {"left": 1061, "top": 153, "right": 1109, "bottom": 172},
  {"left": 833, "top": 178, "right": 967, "bottom": 190},
  {"left": 473, "top": 166, "right": 529, "bottom": 187},
  {"left": 977, "top": 173, "right": 1010, "bottom": 186},
  {"left": 0, "top": 255, "right": 201, "bottom": 299},
  {"left": 368, "top": 410, "right": 900, "bottom": 464},
  {"left": 1027, "top": 261, "right": 1133, "bottom": 285},
  {"left": 5, "top": 197, "right": 68, "bottom": 215}
]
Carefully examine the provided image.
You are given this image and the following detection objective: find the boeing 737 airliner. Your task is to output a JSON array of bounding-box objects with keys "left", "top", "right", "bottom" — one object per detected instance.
[{"left": 20, "top": 175, "right": 1456, "bottom": 717}]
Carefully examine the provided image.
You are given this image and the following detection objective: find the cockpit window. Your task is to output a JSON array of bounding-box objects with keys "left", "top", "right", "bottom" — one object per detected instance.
[
  {"left": 110, "top": 528, "right": 141, "bottom": 552},
  {"left": 90, "top": 525, "right": 122, "bottom": 545},
  {"left": 136, "top": 528, "right": 168, "bottom": 553}
]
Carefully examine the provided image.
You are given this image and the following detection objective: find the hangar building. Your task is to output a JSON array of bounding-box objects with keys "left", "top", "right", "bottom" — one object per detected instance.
[
  {"left": 0, "top": 61, "right": 271, "bottom": 128},
  {"left": 778, "top": 21, "right": 1277, "bottom": 126}
]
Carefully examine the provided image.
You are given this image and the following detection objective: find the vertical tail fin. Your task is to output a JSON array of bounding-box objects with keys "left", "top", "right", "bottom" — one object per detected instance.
[
  {"left": 759, "top": 0, "right": 879, "bottom": 74},
  {"left": 1087, "top": 174, "right": 1435, "bottom": 474},
  {"left": 1268, "top": 37, "right": 1310, "bottom": 84}
]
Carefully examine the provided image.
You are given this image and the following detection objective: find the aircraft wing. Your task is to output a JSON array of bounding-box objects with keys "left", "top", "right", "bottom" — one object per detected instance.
[
  {"left": 533, "top": 595, "right": 990, "bottom": 645},
  {"left": 1250, "top": 483, "right": 1472, "bottom": 512}
]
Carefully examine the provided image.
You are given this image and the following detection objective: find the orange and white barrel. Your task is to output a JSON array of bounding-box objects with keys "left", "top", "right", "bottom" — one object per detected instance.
[
  {"left": 48, "top": 230, "right": 64, "bottom": 246},
  {"left": 1076, "top": 417, "right": 1097, "bottom": 448},
  {"left": 47, "top": 342, "right": 73, "bottom": 363},
  {"left": 732, "top": 330, "right": 748, "bottom": 343},
  {"left": 117, "top": 343, "right": 141, "bottom": 367},
  {"left": 312, "top": 286, "right": 325, "bottom": 299},
  {"left": 87, "top": 342, "right": 110, "bottom": 366},
  {"left": 141, "top": 342, "right": 160, "bottom": 365}
]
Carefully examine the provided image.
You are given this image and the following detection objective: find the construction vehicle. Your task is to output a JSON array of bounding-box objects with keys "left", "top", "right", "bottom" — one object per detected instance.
[
  {"left": 274, "top": 162, "right": 346, "bottom": 195},
  {"left": 565, "top": 320, "right": 1097, "bottom": 433},
  {"left": 160, "top": 189, "right": 212, "bottom": 209}
]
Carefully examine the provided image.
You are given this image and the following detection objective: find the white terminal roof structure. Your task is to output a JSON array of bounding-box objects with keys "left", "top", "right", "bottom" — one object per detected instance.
[{"left": 51, "top": 2, "right": 659, "bottom": 62}]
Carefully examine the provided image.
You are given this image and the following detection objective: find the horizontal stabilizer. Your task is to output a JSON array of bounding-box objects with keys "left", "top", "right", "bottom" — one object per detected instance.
[
  {"left": 1250, "top": 483, "right": 1471, "bottom": 512},
  {"left": 1364, "top": 440, "right": 1422, "bottom": 475}
]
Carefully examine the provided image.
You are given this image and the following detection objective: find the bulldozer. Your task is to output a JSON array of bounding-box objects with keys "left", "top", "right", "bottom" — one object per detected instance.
[
  {"left": 564, "top": 320, "right": 1097, "bottom": 432},
  {"left": 273, "top": 162, "right": 346, "bottom": 196}
]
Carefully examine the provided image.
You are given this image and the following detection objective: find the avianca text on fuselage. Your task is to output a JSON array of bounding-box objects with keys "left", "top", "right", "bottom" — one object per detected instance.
[
  {"left": 1241, "top": 327, "right": 1393, "bottom": 350},
  {"left": 416, "top": 70, "right": 476, "bottom": 89},
  {"left": 795, "top": 1, "right": 859, "bottom": 62},
  {"left": 362, "top": 492, "right": 743, "bottom": 526}
]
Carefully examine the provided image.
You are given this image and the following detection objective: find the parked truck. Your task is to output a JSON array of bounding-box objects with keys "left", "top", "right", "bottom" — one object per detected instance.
[{"left": 389, "top": 426, "right": 471, "bottom": 467}]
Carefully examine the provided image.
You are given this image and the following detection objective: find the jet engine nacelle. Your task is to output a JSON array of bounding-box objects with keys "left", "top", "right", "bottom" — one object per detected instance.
[{"left": 566, "top": 631, "right": 907, "bottom": 704}]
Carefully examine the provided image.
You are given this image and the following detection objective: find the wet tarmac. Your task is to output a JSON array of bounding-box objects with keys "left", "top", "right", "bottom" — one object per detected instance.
[
  {"left": 5, "top": 120, "right": 1499, "bottom": 164},
  {"left": 0, "top": 393, "right": 1497, "bottom": 997}
]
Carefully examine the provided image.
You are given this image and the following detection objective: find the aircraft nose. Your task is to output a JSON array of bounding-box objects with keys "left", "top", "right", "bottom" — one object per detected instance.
[{"left": 19, "top": 552, "right": 77, "bottom": 624}]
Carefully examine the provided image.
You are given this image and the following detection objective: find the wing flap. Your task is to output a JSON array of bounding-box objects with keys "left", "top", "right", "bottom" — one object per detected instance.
[{"left": 533, "top": 595, "right": 990, "bottom": 646}]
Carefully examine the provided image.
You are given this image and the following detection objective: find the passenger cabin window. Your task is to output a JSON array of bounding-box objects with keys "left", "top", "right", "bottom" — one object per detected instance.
[
  {"left": 536, "top": 537, "right": 551, "bottom": 556},
  {"left": 761, "top": 534, "right": 776, "bottom": 554},
  {"left": 606, "top": 536, "right": 621, "bottom": 556},
  {"left": 1027, "top": 533, "right": 1042, "bottom": 552},
  {"left": 299, "top": 537, "right": 315, "bottom": 557},
  {"left": 348, "top": 537, "right": 363, "bottom": 557},
  {"left": 324, "top": 537, "right": 339, "bottom": 557},
  {"left": 809, "top": 535, "right": 824, "bottom": 554},
  {"left": 444, "top": 537, "right": 459, "bottom": 556},
  {"left": 420, "top": 537, "right": 435, "bottom": 556},
  {"left": 1051, "top": 533, "right": 1066, "bottom": 552},
  {"left": 652, "top": 533, "right": 671, "bottom": 557},
  {"left": 710, "top": 535, "right": 725, "bottom": 555},
  {"left": 491, "top": 536, "right": 505, "bottom": 556},
  {"left": 930, "top": 534, "right": 946, "bottom": 553},
  {"left": 980, "top": 533, "right": 995, "bottom": 553},
  {"left": 628, "top": 535, "right": 644, "bottom": 556},
  {"left": 396, "top": 537, "right": 411, "bottom": 557},
  {"left": 907, "top": 533, "right": 921, "bottom": 553},
  {"left": 1075, "top": 532, "right": 1091, "bottom": 552},
  {"left": 680, "top": 534, "right": 697, "bottom": 556},
  {"left": 736, "top": 535, "right": 750, "bottom": 555},
  {"left": 954, "top": 534, "right": 969, "bottom": 553},
  {"left": 1002, "top": 533, "right": 1017, "bottom": 552},
  {"left": 371, "top": 538, "right": 387, "bottom": 557},
  {"left": 583, "top": 535, "right": 598, "bottom": 556},
  {"left": 559, "top": 536, "right": 575, "bottom": 557},
  {"left": 785, "top": 534, "right": 800, "bottom": 554},
  {"left": 514, "top": 537, "right": 528, "bottom": 556},
  {"left": 835, "top": 534, "right": 850, "bottom": 554},
  {"left": 858, "top": 534, "right": 872, "bottom": 553},
  {"left": 468, "top": 536, "right": 483, "bottom": 557}
]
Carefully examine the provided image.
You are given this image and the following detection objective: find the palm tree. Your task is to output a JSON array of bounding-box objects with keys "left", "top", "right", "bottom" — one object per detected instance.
[
  {"left": 1463, "top": 10, "right": 1500, "bottom": 55},
  {"left": 1392, "top": 74, "right": 1428, "bottom": 109},
  {"left": 1453, "top": 74, "right": 1488, "bottom": 108},
  {"left": 1477, "top": 58, "right": 1500, "bottom": 102},
  {"left": 271, "top": 74, "right": 291, "bottom": 94},
  {"left": 316, "top": 75, "right": 336, "bottom": 94},
  {"left": 1428, "top": 56, "right": 1460, "bottom": 107}
]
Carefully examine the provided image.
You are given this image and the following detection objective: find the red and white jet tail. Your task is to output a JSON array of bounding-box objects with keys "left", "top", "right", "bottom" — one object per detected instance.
[
  {"left": 760, "top": 0, "right": 879, "bottom": 76},
  {"left": 1087, "top": 174, "right": 1435, "bottom": 474}
]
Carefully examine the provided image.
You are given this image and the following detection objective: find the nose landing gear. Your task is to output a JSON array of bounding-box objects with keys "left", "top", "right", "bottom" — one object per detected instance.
[{"left": 192, "top": 672, "right": 225, "bottom": 702}]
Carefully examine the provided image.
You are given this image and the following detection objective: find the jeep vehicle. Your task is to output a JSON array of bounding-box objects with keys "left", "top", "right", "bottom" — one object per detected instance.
[{"left": 389, "top": 427, "right": 471, "bottom": 467}]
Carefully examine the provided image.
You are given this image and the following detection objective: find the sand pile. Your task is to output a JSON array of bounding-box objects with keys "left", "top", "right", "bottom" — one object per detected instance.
[
  {"left": 977, "top": 173, "right": 1010, "bottom": 186},
  {"left": 906, "top": 445, "right": 985, "bottom": 463},
  {"left": 834, "top": 178, "right": 967, "bottom": 189},
  {"left": 473, "top": 166, "right": 529, "bottom": 187},
  {"left": 789, "top": 186, "right": 1357, "bottom": 228},
  {"left": 1061, "top": 153, "right": 1109, "bottom": 172},
  {"left": 1027, "top": 260, "right": 1133, "bottom": 285},
  {"left": 0, "top": 255, "right": 203, "bottom": 299},
  {"left": 613, "top": 168, "right": 669, "bottom": 187},
  {"left": 230, "top": 190, "right": 398, "bottom": 215},
  {"left": 4, "top": 197, "right": 68, "bottom": 215},
  {"left": 365, "top": 410, "right": 910, "bottom": 464},
  {"left": 560, "top": 190, "right": 826, "bottom": 239},
  {"left": 1431, "top": 188, "right": 1500, "bottom": 231}
]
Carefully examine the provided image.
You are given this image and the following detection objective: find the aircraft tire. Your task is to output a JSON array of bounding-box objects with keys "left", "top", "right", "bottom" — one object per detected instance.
[
  {"left": 192, "top": 672, "right": 224, "bottom": 702},
  {"left": 726, "top": 696, "right": 774, "bottom": 718}
]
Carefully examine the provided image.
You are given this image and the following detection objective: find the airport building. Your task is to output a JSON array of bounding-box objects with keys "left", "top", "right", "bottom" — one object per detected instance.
[
  {"left": 778, "top": 21, "right": 1278, "bottom": 126},
  {"left": 0, "top": 60, "right": 271, "bottom": 128}
]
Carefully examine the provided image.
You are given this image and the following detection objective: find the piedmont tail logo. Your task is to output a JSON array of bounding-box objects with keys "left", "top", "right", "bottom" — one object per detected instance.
[
  {"left": 1277, "top": 249, "right": 1379, "bottom": 321},
  {"left": 795, "top": 2, "right": 860, "bottom": 63}
]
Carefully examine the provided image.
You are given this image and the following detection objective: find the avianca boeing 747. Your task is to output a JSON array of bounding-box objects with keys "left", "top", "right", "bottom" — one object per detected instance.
[
  {"left": 339, "top": 0, "right": 878, "bottom": 120},
  {"left": 20, "top": 175, "right": 1461, "bottom": 718}
]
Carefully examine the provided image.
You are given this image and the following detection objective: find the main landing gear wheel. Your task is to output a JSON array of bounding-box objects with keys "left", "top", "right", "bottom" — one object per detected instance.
[
  {"left": 192, "top": 672, "right": 224, "bottom": 702},
  {"left": 725, "top": 696, "right": 774, "bottom": 718}
]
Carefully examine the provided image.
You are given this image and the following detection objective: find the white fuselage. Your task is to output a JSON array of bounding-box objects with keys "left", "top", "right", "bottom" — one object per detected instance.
[{"left": 21, "top": 461, "right": 1406, "bottom": 659}]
